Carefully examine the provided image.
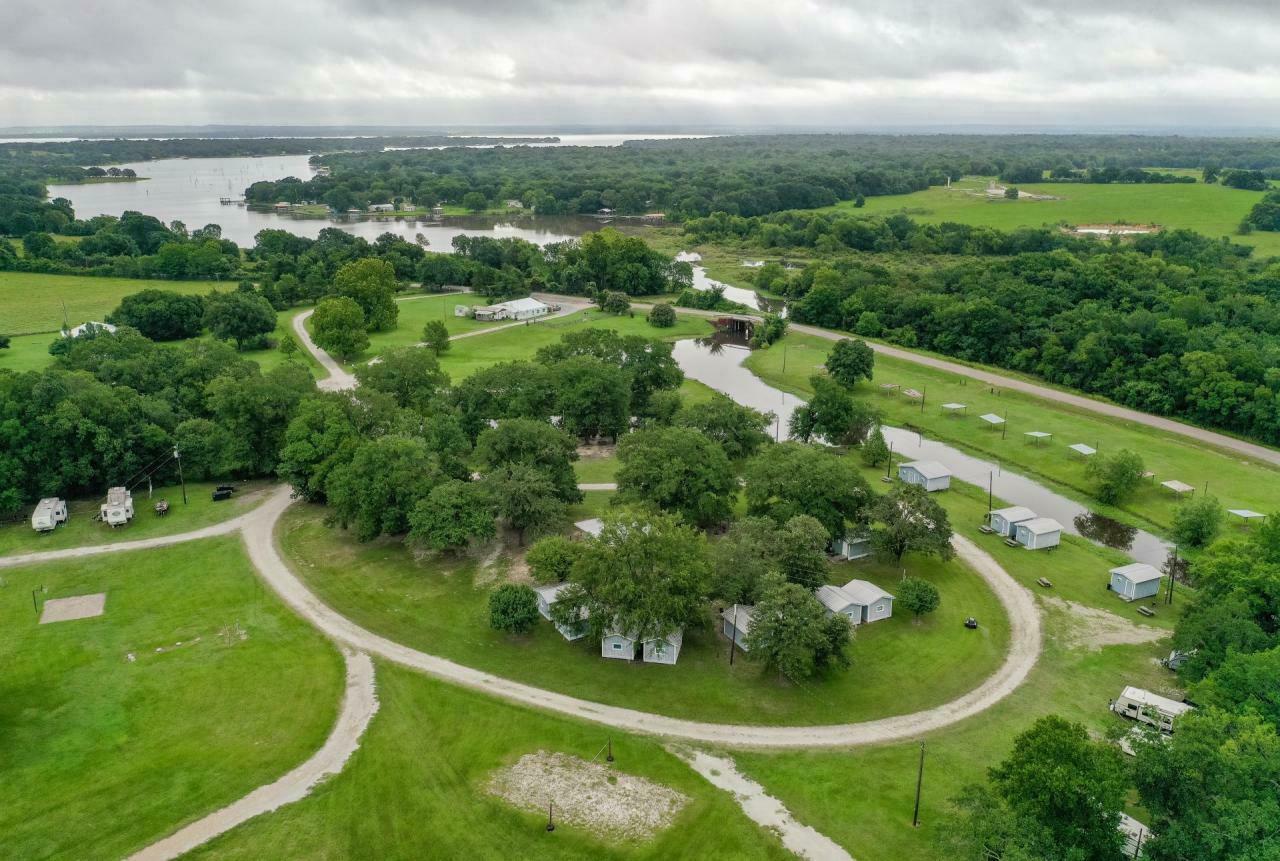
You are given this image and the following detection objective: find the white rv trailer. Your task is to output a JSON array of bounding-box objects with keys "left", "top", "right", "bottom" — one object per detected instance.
[{"left": 31, "top": 497, "right": 69, "bottom": 532}]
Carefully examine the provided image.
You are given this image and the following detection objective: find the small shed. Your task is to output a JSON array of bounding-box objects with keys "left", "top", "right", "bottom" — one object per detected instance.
[
  {"left": 64, "top": 321, "right": 118, "bottom": 339},
  {"left": 1068, "top": 443, "right": 1096, "bottom": 457},
  {"left": 1111, "top": 685, "right": 1193, "bottom": 733},
  {"left": 1024, "top": 431, "right": 1052, "bottom": 445},
  {"left": 831, "top": 532, "right": 872, "bottom": 560},
  {"left": 941, "top": 402, "right": 967, "bottom": 416},
  {"left": 573, "top": 518, "right": 604, "bottom": 540},
  {"left": 642, "top": 629, "right": 683, "bottom": 665},
  {"left": 988, "top": 506, "right": 1037, "bottom": 538},
  {"left": 978, "top": 412, "right": 1005, "bottom": 428},
  {"left": 721, "top": 605, "right": 754, "bottom": 652},
  {"left": 1109, "top": 563, "right": 1163, "bottom": 601},
  {"left": 899, "top": 460, "right": 951, "bottom": 492},
  {"left": 1161, "top": 480, "right": 1195, "bottom": 497},
  {"left": 533, "top": 583, "right": 587, "bottom": 640},
  {"left": 601, "top": 629, "right": 639, "bottom": 660},
  {"left": 1014, "top": 517, "right": 1062, "bottom": 550},
  {"left": 816, "top": 580, "right": 894, "bottom": 624}
]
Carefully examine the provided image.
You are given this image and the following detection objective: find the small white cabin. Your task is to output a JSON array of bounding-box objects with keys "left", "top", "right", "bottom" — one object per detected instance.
[
  {"left": 816, "top": 579, "right": 894, "bottom": 625},
  {"left": 1014, "top": 517, "right": 1062, "bottom": 550},
  {"left": 721, "top": 605, "right": 754, "bottom": 652},
  {"left": 64, "top": 321, "right": 117, "bottom": 339},
  {"left": 988, "top": 506, "right": 1036, "bottom": 538},
  {"left": 533, "top": 583, "right": 587, "bottom": 641},
  {"left": 367, "top": 203, "right": 395, "bottom": 212},
  {"left": 1110, "top": 563, "right": 1163, "bottom": 601},
  {"left": 898, "top": 460, "right": 951, "bottom": 492},
  {"left": 1111, "top": 686, "right": 1193, "bottom": 733},
  {"left": 31, "top": 497, "right": 68, "bottom": 532},
  {"left": 642, "top": 629, "right": 683, "bottom": 665},
  {"left": 601, "top": 629, "right": 639, "bottom": 660},
  {"left": 831, "top": 533, "right": 872, "bottom": 560}
]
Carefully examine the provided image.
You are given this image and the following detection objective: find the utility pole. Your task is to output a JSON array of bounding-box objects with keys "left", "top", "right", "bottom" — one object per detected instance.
[
  {"left": 920, "top": 385, "right": 926, "bottom": 413},
  {"left": 728, "top": 604, "right": 738, "bottom": 666},
  {"left": 1166, "top": 545, "right": 1178, "bottom": 606},
  {"left": 912, "top": 741, "right": 926, "bottom": 827},
  {"left": 886, "top": 442, "right": 894, "bottom": 480},
  {"left": 175, "top": 447, "right": 188, "bottom": 505},
  {"left": 1001, "top": 410, "right": 1008, "bottom": 440},
  {"left": 988, "top": 471, "right": 994, "bottom": 513}
]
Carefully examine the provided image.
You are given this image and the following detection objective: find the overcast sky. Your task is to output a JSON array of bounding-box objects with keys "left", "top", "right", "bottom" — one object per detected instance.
[{"left": 5, "top": 0, "right": 1280, "bottom": 130}]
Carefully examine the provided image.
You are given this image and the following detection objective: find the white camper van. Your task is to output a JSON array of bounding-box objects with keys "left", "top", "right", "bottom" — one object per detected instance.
[
  {"left": 1111, "top": 686, "right": 1193, "bottom": 734},
  {"left": 100, "top": 486, "right": 134, "bottom": 527},
  {"left": 31, "top": 497, "right": 69, "bottom": 532}
]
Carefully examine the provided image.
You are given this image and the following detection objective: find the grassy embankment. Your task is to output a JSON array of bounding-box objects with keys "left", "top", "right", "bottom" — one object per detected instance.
[
  {"left": 0, "top": 479, "right": 274, "bottom": 556},
  {"left": 185, "top": 661, "right": 791, "bottom": 861},
  {"left": 0, "top": 536, "right": 343, "bottom": 860},
  {"left": 745, "top": 332, "right": 1280, "bottom": 537}
]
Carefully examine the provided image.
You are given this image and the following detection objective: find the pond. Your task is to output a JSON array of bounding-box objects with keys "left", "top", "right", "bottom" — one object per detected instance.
[
  {"left": 671, "top": 337, "right": 1172, "bottom": 567},
  {"left": 49, "top": 154, "right": 605, "bottom": 247}
]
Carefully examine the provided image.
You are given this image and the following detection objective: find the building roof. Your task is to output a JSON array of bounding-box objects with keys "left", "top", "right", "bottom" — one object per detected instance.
[
  {"left": 1111, "top": 562, "right": 1163, "bottom": 584},
  {"left": 1119, "top": 686, "right": 1193, "bottom": 715},
  {"left": 1161, "top": 480, "right": 1195, "bottom": 494},
  {"left": 1068, "top": 443, "right": 1097, "bottom": 456},
  {"left": 840, "top": 579, "right": 894, "bottom": 605},
  {"left": 901, "top": 460, "right": 951, "bottom": 480},
  {"left": 1018, "top": 517, "right": 1062, "bottom": 535},
  {"left": 534, "top": 583, "right": 570, "bottom": 603},
  {"left": 990, "top": 506, "right": 1037, "bottom": 523},
  {"left": 574, "top": 518, "right": 604, "bottom": 537},
  {"left": 816, "top": 584, "right": 857, "bottom": 613},
  {"left": 65, "top": 321, "right": 117, "bottom": 338},
  {"left": 33, "top": 497, "right": 62, "bottom": 514},
  {"left": 979, "top": 412, "right": 1005, "bottom": 424},
  {"left": 644, "top": 628, "right": 684, "bottom": 649},
  {"left": 721, "top": 605, "right": 755, "bottom": 637},
  {"left": 603, "top": 627, "right": 640, "bottom": 642},
  {"left": 493, "top": 297, "right": 550, "bottom": 314}
]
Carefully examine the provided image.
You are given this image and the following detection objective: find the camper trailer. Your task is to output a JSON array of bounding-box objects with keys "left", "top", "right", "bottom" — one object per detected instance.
[
  {"left": 31, "top": 497, "right": 69, "bottom": 532},
  {"left": 1111, "top": 686, "right": 1193, "bottom": 734},
  {"left": 99, "top": 486, "right": 134, "bottom": 527}
]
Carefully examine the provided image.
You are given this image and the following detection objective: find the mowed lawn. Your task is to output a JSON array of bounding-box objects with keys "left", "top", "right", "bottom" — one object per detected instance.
[
  {"left": 277, "top": 502, "right": 1009, "bottom": 726},
  {"left": 0, "top": 536, "right": 343, "bottom": 860},
  {"left": 436, "top": 310, "right": 715, "bottom": 379},
  {"left": 0, "top": 271, "right": 216, "bottom": 335},
  {"left": 0, "top": 480, "right": 274, "bottom": 557},
  {"left": 829, "top": 176, "right": 1280, "bottom": 257},
  {"left": 186, "top": 662, "right": 791, "bottom": 861},
  {"left": 746, "top": 332, "right": 1280, "bottom": 535}
]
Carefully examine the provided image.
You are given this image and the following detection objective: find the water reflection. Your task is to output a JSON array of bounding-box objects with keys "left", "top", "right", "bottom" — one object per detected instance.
[
  {"left": 671, "top": 337, "right": 1171, "bottom": 566},
  {"left": 676, "top": 251, "right": 786, "bottom": 314},
  {"left": 1073, "top": 512, "right": 1138, "bottom": 552}
]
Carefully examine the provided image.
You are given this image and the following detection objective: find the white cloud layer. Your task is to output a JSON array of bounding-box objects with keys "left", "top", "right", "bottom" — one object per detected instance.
[{"left": 3, "top": 0, "right": 1279, "bottom": 128}]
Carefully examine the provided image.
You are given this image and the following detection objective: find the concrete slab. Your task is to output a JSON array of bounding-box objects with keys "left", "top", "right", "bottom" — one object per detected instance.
[{"left": 39, "top": 592, "right": 106, "bottom": 624}]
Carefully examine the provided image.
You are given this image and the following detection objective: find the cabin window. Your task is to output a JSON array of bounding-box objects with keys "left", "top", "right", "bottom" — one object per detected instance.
[{"left": 612, "top": 642, "right": 622, "bottom": 651}]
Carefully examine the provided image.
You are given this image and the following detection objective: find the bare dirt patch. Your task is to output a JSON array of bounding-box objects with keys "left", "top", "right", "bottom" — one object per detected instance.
[
  {"left": 486, "top": 751, "right": 688, "bottom": 841},
  {"left": 577, "top": 442, "right": 617, "bottom": 461},
  {"left": 1040, "top": 596, "right": 1168, "bottom": 650},
  {"left": 39, "top": 592, "right": 106, "bottom": 624}
]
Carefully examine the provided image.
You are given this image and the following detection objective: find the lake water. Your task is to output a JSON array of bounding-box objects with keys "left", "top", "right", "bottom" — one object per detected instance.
[
  {"left": 49, "top": 155, "right": 604, "bottom": 247},
  {"left": 676, "top": 252, "right": 783, "bottom": 313},
  {"left": 672, "top": 337, "right": 1171, "bottom": 567}
]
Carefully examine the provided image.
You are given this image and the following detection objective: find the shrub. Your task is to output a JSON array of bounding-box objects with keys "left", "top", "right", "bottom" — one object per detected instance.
[
  {"left": 489, "top": 583, "right": 540, "bottom": 634},
  {"left": 647, "top": 302, "right": 676, "bottom": 328}
]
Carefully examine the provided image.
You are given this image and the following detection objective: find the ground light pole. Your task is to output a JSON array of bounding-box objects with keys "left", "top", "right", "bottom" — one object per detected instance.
[{"left": 912, "top": 741, "right": 926, "bottom": 827}]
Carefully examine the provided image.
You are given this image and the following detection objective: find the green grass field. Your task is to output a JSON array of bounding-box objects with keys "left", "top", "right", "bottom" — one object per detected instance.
[
  {"left": 186, "top": 661, "right": 791, "bottom": 861},
  {"left": 829, "top": 176, "right": 1280, "bottom": 258},
  {"left": 0, "top": 480, "right": 274, "bottom": 557},
  {"left": 573, "top": 451, "right": 620, "bottom": 484},
  {"left": 356, "top": 293, "right": 500, "bottom": 360},
  {"left": 0, "top": 536, "right": 343, "bottom": 860},
  {"left": 276, "top": 502, "right": 1008, "bottom": 726},
  {"left": 745, "top": 332, "right": 1280, "bottom": 536},
  {"left": 0, "top": 271, "right": 216, "bottom": 336},
  {"left": 436, "top": 310, "right": 714, "bottom": 380}
]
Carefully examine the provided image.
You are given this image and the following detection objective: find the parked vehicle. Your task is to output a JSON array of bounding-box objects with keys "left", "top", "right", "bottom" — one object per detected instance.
[
  {"left": 212, "top": 489, "right": 233, "bottom": 502},
  {"left": 1111, "top": 686, "right": 1193, "bottom": 734},
  {"left": 31, "top": 497, "right": 69, "bottom": 532},
  {"left": 100, "top": 486, "right": 134, "bottom": 527}
]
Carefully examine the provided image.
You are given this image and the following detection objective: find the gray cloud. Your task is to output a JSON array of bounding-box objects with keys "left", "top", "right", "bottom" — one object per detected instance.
[{"left": 1, "top": 0, "right": 1278, "bottom": 128}]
